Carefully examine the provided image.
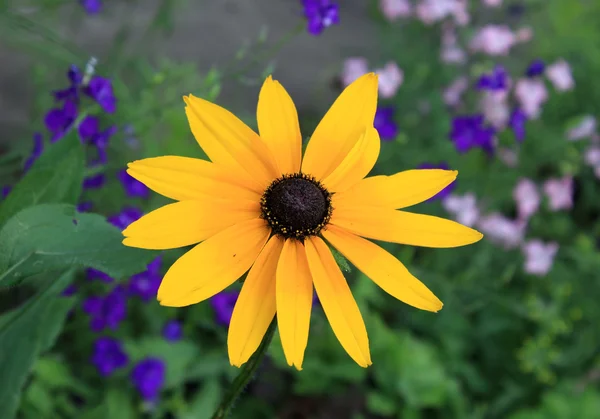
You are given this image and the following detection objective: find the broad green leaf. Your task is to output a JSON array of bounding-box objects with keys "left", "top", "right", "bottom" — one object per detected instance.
[
  {"left": 0, "top": 128, "right": 84, "bottom": 227},
  {"left": 181, "top": 379, "right": 222, "bottom": 419},
  {"left": 0, "top": 270, "right": 75, "bottom": 419},
  {"left": 0, "top": 204, "right": 157, "bottom": 287}
]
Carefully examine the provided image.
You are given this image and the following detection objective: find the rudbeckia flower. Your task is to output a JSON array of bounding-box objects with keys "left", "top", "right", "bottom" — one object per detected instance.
[{"left": 123, "top": 74, "right": 483, "bottom": 369}]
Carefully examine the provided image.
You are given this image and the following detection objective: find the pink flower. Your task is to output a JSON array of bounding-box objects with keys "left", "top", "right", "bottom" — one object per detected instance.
[
  {"left": 376, "top": 62, "right": 404, "bottom": 98},
  {"left": 514, "top": 78, "right": 548, "bottom": 119},
  {"left": 440, "top": 23, "right": 467, "bottom": 64},
  {"left": 482, "top": 0, "right": 503, "bottom": 7},
  {"left": 442, "top": 193, "right": 480, "bottom": 227},
  {"left": 543, "top": 176, "right": 573, "bottom": 211},
  {"left": 341, "top": 57, "right": 369, "bottom": 87},
  {"left": 477, "top": 213, "right": 526, "bottom": 249},
  {"left": 443, "top": 76, "right": 469, "bottom": 106},
  {"left": 584, "top": 146, "right": 600, "bottom": 178},
  {"left": 380, "top": 0, "right": 412, "bottom": 20},
  {"left": 416, "top": 0, "right": 468, "bottom": 26},
  {"left": 567, "top": 116, "right": 596, "bottom": 141},
  {"left": 514, "top": 27, "right": 533, "bottom": 43},
  {"left": 481, "top": 91, "right": 510, "bottom": 128},
  {"left": 546, "top": 60, "right": 574, "bottom": 92},
  {"left": 513, "top": 178, "right": 540, "bottom": 221},
  {"left": 469, "top": 25, "right": 515, "bottom": 56},
  {"left": 522, "top": 240, "right": 559, "bottom": 276},
  {"left": 497, "top": 147, "right": 519, "bottom": 167}
]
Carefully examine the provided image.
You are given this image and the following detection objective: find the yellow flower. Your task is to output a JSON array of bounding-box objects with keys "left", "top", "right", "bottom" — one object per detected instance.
[{"left": 123, "top": 73, "right": 483, "bottom": 369}]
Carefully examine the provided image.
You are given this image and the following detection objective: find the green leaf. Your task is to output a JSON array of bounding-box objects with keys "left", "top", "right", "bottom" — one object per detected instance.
[
  {"left": 0, "top": 270, "right": 75, "bottom": 419},
  {"left": 366, "top": 391, "right": 397, "bottom": 416},
  {"left": 0, "top": 204, "right": 157, "bottom": 287},
  {"left": 181, "top": 379, "right": 222, "bottom": 419},
  {"left": 0, "top": 128, "right": 84, "bottom": 227}
]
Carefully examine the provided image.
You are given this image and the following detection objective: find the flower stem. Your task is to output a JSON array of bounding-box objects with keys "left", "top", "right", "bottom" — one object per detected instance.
[{"left": 210, "top": 319, "right": 277, "bottom": 419}]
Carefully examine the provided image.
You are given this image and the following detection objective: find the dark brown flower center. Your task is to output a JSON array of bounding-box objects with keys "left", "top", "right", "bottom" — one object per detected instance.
[{"left": 260, "top": 173, "right": 332, "bottom": 241}]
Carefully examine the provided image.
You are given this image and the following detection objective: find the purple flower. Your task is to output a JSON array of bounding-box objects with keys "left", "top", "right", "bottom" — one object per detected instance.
[
  {"left": 83, "top": 173, "right": 105, "bottom": 189},
  {"left": 477, "top": 65, "right": 508, "bottom": 91},
  {"left": 62, "top": 284, "right": 78, "bottom": 297},
  {"left": 374, "top": 106, "right": 399, "bottom": 141},
  {"left": 1, "top": 185, "right": 11, "bottom": 199},
  {"left": 53, "top": 65, "right": 82, "bottom": 103},
  {"left": 87, "top": 268, "right": 114, "bottom": 283},
  {"left": 80, "top": 0, "right": 102, "bottom": 14},
  {"left": 131, "top": 358, "right": 166, "bottom": 402},
  {"left": 108, "top": 206, "right": 143, "bottom": 230},
  {"left": 210, "top": 291, "right": 239, "bottom": 326},
  {"left": 417, "top": 162, "right": 456, "bottom": 200},
  {"left": 78, "top": 115, "right": 100, "bottom": 142},
  {"left": 92, "top": 337, "right": 128, "bottom": 377},
  {"left": 118, "top": 169, "right": 149, "bottom": 198},
  {"left": 162, "top": 320, "right": 183, "bottom": 342},
  {"left": 522, "top": 240, "right": 559, "bottom": 276},
  {"left": 526, "top": 59, "right": 545, "bottom": 78},
  {"left": 303, "top": 0, "right": 340, "bottom": 35},
  {"left": 129, "top": 257, "right": 162, "bottom": 302},
  {"left": 77, "top": 201, "right": 94, "bottom": 212},
  {"left": 45, "top": 100, "right": 78, "bottom": 142},
  {"left": 82, "top": 286, "right": 128, "bottom": 332},
  {"left": 509, "top": 107, "right": 527, "bottom": 142},
  {"left": 92, "top": 125, "right": 117, "bottom": 149},
  {"left": 450, "top": 115, "right": 496, "bottom": 155},
  {"left": 24, "top": 133, "right": 44, "bottom": 172},
  {"left": 85, "top": 76, "right": 116, "bottom": 114}
]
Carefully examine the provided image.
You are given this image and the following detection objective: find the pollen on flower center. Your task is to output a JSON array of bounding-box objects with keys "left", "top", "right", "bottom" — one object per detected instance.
[{"left": 260, "top": 173, "right": 332, "bottom": 241}]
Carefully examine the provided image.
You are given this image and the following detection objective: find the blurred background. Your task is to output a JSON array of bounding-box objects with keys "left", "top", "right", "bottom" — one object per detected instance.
[{"left": 1, "top": 1, "right": 600, "bottom": 419}]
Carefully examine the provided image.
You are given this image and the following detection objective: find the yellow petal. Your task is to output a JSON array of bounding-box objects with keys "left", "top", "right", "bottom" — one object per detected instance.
[
  {"left": 127, "top": 156, "right": 262, "bottom": 200},
  {"left": 257, "top": 76, "right": 302, "bottom": 174},
  {"left": 322, "top": 127, "right": 380, "bottom": 192},
  {"left": 275, "top": 239, "right": 313, "bottom": 370},
  {"left": 304, "top": 236, "right": 371, "bottom": 367},
  {"left": 184, "top": 95, "right": 278, "bottom": 188},
  {"left": 322, "top": 225, "right": 443, "bottom": 312},
  {"left": 157, "top": 219, "right": 270, "bottom": 307},
  {"left": 331, "top": 206, "right": 484, "bottom": 248},
  {"left": 302, "top": 73, "right": 378, "bottom": 180},
  {"left": 333, "top": 169, "right": 458, "bottom": 209},
  {"left": 228, "top": 236, "right": 284, "bottom": 367},
  {"left": 122, "top": 199, "right": 260, "bottom": 250}
]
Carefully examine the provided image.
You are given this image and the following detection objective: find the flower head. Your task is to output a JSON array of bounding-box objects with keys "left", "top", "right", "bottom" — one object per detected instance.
[
  {"left": 87, "top": 268, "right": 114, "bottom": 283},
  {"left": 83, "top": 286, "right": 128, "bottom": 332},
  {"left": 477, "top": 65, "right": 508, "bottom": 91},
  {"left": 129, "top": 257, "right": 162, "bottom": 302},
  {"left": 45, "top": 100, "right": 78, "bottom": 142},
  {"left": 85, "top": 76, "right": 117, "bottom": 113},
  {"left": 470, "top": 25, "right": 515, "bottom": 56},
  {"left": 302, "top": 0, "right": 340, "bottom": 36},
  {"left": 375, "top": 62, "right": 403, "bottom": 98},
  {"left": 162, "top": 320, "right": 183, "bottom": 342},
  {"left": 122, "top": 74, "right": 482, "bottom": 369},
  {"left": 53, "top": 65, "right": 82, "bottom": 103},
  {"left": 80, "top": 0, "right": 102, "bottom": 14},
  {"left": 210, "top": 291, "right": 239, "bottom": 326},
  {"left": 24, "top": 133, "right": 44, "bottom": 172},
  {"left": 92, "top": 337, "right": 128, "bottom": 376},
  {"left": 567, "top": 116, "right": 596, "bottom": 141},
  {"left": 108, "top": 206, "right": 143, "bottom": 230},
  {"left": 450, "top": 115, "right": 496, "bottom": 154},
  {"left": 509, "top": 107, "right": 527, "bottom": 142},
  {"left": 442, "top": 192, "right": 480, "bottom": 227},
  {"left": 341, "top": 57, "right": 369, "bottom": 88},
  {"left": 374, "top": 106, "right": 399, "bottom": 141},
  {"left": 131, "top": 358, "right": 166, "bottom": 402},
  {"left": 118, "top": 169, "right": 150, "bottom": 198},
  {"left": 379, "top": 0, "right": 412, "bottom": 20},
  {"left": 513, "top": 178, "right": 540, "bottom": 221},
  {"left": 546, "top": 60, "right": 574, "bottom": 92},
  {"left": 543, "top": 176, "right": 573, "bottom": 211},
  {"left": 83, "top": 173, "right": 105, "bottom": 190},
  {"left": 522, "top": 240, "right": 559, "bottom": 276},
  {"left": 514, "top": 78, "right": 548, "bottom": 119},
  {"left": 526, "top": 59, "right": 545, "bottom": 78},
  {"left": 477, "top": 213, "right": 525, "bottom": 249}
]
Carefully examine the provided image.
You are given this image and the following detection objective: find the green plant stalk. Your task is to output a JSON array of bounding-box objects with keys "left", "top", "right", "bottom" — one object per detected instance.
[{"left": 210, "top": 319, "right": 277, "bottom": 419}]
